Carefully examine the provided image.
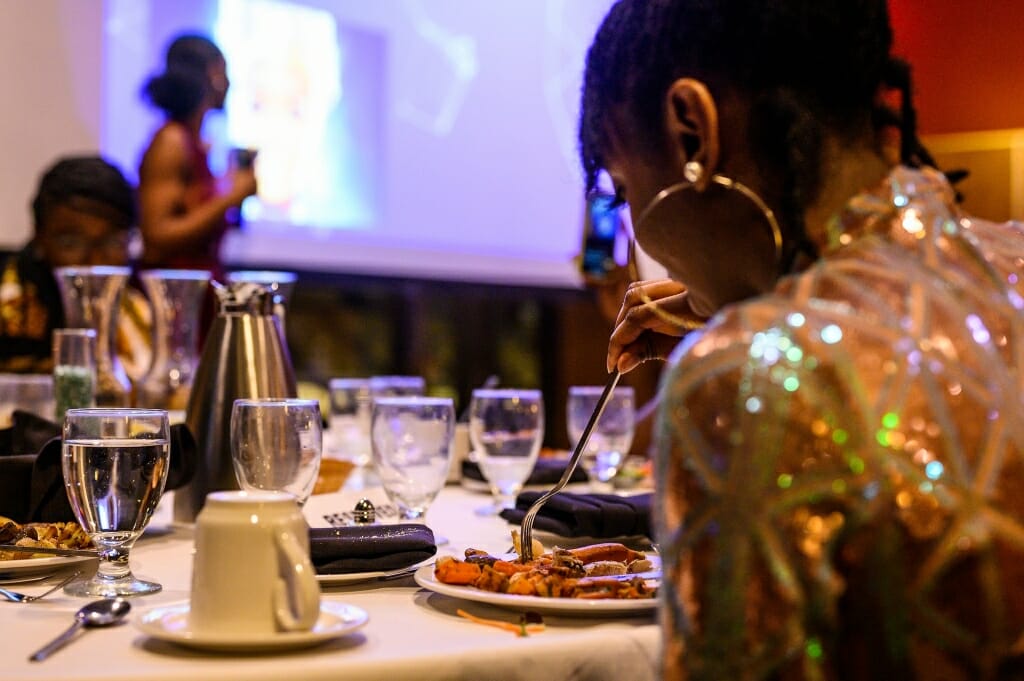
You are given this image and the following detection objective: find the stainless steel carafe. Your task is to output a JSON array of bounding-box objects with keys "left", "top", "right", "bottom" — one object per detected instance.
[{"left": 173, "top": 281, "right": 297, "bottom": 523}]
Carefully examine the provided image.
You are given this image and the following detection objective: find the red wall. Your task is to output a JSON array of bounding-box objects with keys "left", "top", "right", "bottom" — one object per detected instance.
[{"left": 890, "top": 0, "right": 1024, "bottom": 134}]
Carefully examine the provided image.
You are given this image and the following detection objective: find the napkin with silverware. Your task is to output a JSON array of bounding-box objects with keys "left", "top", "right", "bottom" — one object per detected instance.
[
  {"left": 309, "top": 524, "right": 437, "bottom": 574},
  {"left": 0, "top": 410, "right": 198, "bottom": 523},
  {"left": 461, "top": 457, "right": 588, "bottom": 486},
  {"left": 499, "top": 491, "right": 653, "bottom": 539}
]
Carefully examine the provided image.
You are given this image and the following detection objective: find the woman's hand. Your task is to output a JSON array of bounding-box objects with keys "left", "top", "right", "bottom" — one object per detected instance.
[
  {"left": 225, "top": 167, "right": 258, "bottom": 205},
  {"left": 607, "top": 279, "right": 708, "bottom": 373}
]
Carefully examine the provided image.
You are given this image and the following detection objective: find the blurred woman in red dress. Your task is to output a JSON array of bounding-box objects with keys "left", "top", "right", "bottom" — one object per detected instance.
[{"left": 138, "top": 34, "right": 256, "bottom": 282}]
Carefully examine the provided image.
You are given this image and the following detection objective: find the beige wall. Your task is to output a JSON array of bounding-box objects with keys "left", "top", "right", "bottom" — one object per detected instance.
[{"left": 0, "top": 0, "right": 104, "bottom": 248}]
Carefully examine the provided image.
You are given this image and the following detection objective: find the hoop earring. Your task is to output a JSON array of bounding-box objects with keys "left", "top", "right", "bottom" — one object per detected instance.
[
  {"left": 625, "top": 161, "right": 783, "bottom": 332},
  {"left": 633, "top": 161, "right": 784, "bottom": 271}
]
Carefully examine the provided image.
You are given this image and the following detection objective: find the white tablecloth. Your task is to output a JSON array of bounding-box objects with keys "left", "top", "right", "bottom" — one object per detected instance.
[{"left": 3, "top": 483, "right": 659, "bottom": 681}]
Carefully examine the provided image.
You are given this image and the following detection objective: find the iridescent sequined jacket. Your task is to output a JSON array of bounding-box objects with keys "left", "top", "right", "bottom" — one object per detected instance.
[{"left": 657, "top": 166, "right": 1024, "bottom": 680}]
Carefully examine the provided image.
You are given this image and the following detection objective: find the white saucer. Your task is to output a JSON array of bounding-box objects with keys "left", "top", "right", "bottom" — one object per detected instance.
[{"left": 135, "top": 600, "right": 369, "bottom": 652}]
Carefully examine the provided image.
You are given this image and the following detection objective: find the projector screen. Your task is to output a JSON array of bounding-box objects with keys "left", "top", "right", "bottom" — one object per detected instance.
[{"left": 100, "top": 0, "right": 614, "bottom": 287}]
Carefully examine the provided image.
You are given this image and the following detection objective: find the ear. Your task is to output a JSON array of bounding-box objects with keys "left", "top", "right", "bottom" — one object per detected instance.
[{"left": 663, "top": 78, "right": 719, "bottom": 190}]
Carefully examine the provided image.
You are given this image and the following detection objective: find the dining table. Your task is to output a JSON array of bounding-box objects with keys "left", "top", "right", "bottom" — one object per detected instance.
[{"left": 2, "top": 478, "right": 660, "bottom": 681}]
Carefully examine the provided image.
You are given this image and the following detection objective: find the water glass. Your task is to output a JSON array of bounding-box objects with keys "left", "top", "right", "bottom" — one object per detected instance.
[
  {"left": 469, "top": 389, "right": 544, "bottom": 511},
  {"left": 231, "top": 398, "right": 323, "bottom": 506},
  {"left": 0, "top": 373, "right": 55, "bottom": 429},
  {"left": 371, "top": 396, "right": 453, "bottom": 520},
  {"left": 567, "top": 386, "right": 635, "bottom": 491},
  {"left": 369, "top": 375, "right": 425, "bottom": 398},
  {"left": 62, "top": 408, "right": 170, "bottom": 597},
  {"left": 53, "top": 328, "right": 97, "bottom": 423},
  {"left": 327, "top": 378, "right": 372, "bottom": 466}
]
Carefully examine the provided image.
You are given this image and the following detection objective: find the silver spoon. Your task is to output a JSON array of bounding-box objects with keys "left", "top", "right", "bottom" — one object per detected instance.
[{"left": 28, "top": 598, "right": 131, "bottom": 662}]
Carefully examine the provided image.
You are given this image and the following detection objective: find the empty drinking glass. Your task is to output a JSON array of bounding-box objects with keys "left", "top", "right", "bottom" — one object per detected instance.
[
  {"left": 469, "top": 389, "right": 544, "bottom": 512},
  {"left": 369, "top": 375, "right": 425, "bottom": 398},
  {"left": 231, "top": 398, "right": 323, "bottom": 506},
  {"left": 567, "top": 385, "right": 635, "bottom": 491},
  {"left": 62, "top": 408, "right": 170, "bottom": 597},
  {"left": 327, "top": 378, "right": 372, "bottom": 466},
  {"left": 371, "top": 396, "right": 453, "bottom": 520},
  {"left": 0, "top": 373, "right": 56, "bottom": 428}
]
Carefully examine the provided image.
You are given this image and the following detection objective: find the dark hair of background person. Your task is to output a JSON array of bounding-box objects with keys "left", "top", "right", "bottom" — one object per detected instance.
[
  {"left": 142, "top": 34, "right": 224, "bottom": 122},
  {"left": 578, "top": 0, "right": 893, "bottom": 269},
  {"left": 31, "top": 155, "right": 137, "bottom": 233}
]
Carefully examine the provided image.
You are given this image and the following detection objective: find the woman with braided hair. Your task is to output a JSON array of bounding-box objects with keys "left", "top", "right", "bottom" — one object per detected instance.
[{"left": 581, "top": 1, "right": 1024, "bottom": 679}]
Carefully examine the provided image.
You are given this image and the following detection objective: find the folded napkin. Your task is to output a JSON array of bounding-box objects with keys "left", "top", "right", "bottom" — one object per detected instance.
[
  {"left": 0, "top": 410, "right": 198, "bottom": 523},
  {"left": 461, "top": 457, "right": 588, "bottom": 486},
  {"left": 499, "top": 491, "right": 653, "bottom": 539},
  {"left": 309, "top": 524, "right": 437, "bottom": 574}
]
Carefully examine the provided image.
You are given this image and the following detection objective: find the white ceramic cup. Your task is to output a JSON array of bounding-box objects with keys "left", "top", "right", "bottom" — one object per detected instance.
[{"left": 190, "top": 490, "right": 321, "bottom": 636}]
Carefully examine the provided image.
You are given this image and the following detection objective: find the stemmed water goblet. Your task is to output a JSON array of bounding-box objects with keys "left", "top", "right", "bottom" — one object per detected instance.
[
  {"left": 369, "top": 375, "right": 426, "bottom": 398},
  {"left": 327, "top": 378, "right": 372, "bottom": 466},
  {"left": 230, "top": 398, "right": 323, "bottom": 506},
  {"left": 371, "top": 396, "right": 454, "bottom": 521},
  {"left": 567, "top": 385, "right": 635, "bottom": 492},
  {"left": 469, "top": 389, "right": 544, "bottom": 513},
  {"left": 61, "top": 408, "right": 170, "bottom": 597}
]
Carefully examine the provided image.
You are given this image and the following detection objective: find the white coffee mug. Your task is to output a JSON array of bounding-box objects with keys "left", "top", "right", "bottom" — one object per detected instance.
[{"left": 190, "top": 490, "right": 321, "bottom": 635}]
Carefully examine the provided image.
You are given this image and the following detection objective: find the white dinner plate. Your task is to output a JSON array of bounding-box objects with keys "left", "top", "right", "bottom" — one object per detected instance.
[
  {"left": 135, "top": 600, "right": 369, "bottom": 652},
  {"left": 413, "top": 559, "right": 660, "bottom": 616},
  {"left": 0, "top": 555, "right": 95, "bottom": 580},
  {"left": 317, "top": 556, "right": 434, "bottom": 585}
]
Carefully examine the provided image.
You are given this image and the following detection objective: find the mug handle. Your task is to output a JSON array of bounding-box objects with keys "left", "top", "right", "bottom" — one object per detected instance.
[{"left": 272, "top": 528, "right": 321, "bottom": 631}]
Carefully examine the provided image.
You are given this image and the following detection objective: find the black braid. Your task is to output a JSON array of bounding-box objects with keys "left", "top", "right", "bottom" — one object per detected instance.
[
  {"left": 579, "top": 0, "right": 893, "bottom": 254},
  {"left": 753, "top": 89, "right": 825, "bottom": 272}
]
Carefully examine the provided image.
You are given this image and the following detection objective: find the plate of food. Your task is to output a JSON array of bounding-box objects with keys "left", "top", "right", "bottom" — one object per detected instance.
[
  {"left": 0, "top": 554, "right": 95, "bottom": 579},
  {"left": 414, "top": 542, "right": 659, "bottom": 616},
  {"left": 0, "top": 518, "right": 97, "bottom": 579}
]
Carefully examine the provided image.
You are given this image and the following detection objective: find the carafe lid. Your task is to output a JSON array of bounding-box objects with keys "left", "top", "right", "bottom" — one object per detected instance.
[{"left": 211, "top": 280, "right": 278, "bottom": 315}]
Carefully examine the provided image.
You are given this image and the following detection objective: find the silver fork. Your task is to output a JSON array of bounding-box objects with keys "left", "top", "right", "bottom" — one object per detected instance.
[
  {"left": 519, "top": 370, "right": 620, "bottom": 562},
  {"left": 0, "top": 571, "right": 81, "bottom": 603}
]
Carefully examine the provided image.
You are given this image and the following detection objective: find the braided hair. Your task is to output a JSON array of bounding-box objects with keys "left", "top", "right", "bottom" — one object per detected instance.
[
  {"left": 142, "top": 34, "right": 223, "bottom": 121},
  {"left": 579, "top": 0, "right": 893, "bottom": 268},
  {"left": 31, "top": 156, "right": 136, "bottom": 232}
]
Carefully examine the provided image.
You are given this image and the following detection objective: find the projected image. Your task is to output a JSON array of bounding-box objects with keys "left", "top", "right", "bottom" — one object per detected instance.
[{"left": 214, "top": 0, "right": 383, "bottom": 229}]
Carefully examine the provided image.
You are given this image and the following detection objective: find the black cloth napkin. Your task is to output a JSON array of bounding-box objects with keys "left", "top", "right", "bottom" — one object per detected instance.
[
  {"left": 499, "top": 491, "right": 653, "bottom": 538},
  {"left": 309, "top": 524, "right": 437, "bottom": 574},
  {"left": 0, "top": 410, "right": 198, "bottom": 523},
  {"left": 461, "top": 457, "right": 588, "bottom": 486}
]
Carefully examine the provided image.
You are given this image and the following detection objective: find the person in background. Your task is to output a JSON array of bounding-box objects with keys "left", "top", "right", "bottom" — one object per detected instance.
[
  {"left": 138, "top": 33, "right": 256, "bottom": 281},
  {"left": 582, "top": 0, "right": 1024, "bottom": 679},
  {"left": 0, "top": 156, "right": 150, "bottom": 378}
]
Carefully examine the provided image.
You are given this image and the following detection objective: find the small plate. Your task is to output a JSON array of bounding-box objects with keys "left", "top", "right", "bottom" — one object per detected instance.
[
  {"left": 135, "top": 601, "right": 369, "bottom": 652},
  {"left": 317, "top": 556, "right": 434, "bottom": 586},
  {"left": 0, "top": 555, "right": 95, "bottom": 579},
  {"left": 414, "top": 560, "right": 660, "bottom": 616}
]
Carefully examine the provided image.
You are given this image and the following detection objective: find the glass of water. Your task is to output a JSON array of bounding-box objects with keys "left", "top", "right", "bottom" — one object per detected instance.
[
  {"left": 231, "top": 398, "right": 323, "bottom": 506},
  {"left": 369, "top": 375, "right": 426, "bottom": 398},
  {"left": 62, "top": 408, "right": 170, "bottom": 597},
  {"left": 567, "top": 386, "right": 635, "bottom": 492},
  {"left": 469, "top": 389, "right": 544, "bottom": 512},
  {"left": 371, "top": 396, "right": 454, "bottom": 520},
  {"left": 327, "top": 378, "right": 372, "bottom": 466}
]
